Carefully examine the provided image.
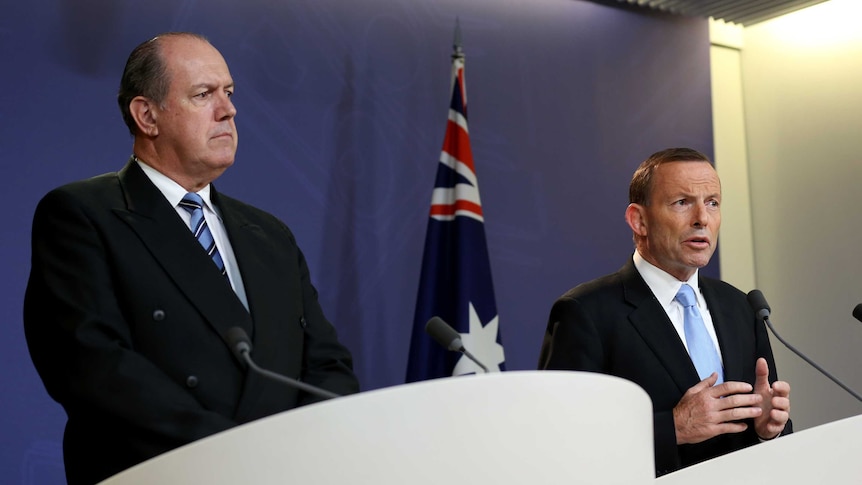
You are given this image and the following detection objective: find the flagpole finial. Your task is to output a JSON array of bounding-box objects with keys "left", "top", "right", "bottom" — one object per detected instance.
[{"left": 453, "top": 17, "right": 463, "bottom": 58}]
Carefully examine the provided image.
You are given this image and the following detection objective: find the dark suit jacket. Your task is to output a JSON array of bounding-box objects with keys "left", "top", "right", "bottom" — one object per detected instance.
[
  {"left": 24, "top": 160, "right": 360, "bottom": 484},
  {"left": 538, "top": 258, "right": 790, "bottom": 476}
]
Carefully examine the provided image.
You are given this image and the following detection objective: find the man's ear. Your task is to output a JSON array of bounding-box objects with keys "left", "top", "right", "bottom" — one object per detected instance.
[
  {"left": 129, "top": 96, "right": 159, "bottom": 137},
  {"left": 625, "top": 203, "right": 647, "bottom": 237}
]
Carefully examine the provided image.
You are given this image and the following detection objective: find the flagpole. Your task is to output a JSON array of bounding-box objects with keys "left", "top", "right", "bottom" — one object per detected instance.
[{"left": 453, "top": 17, "right": 463, "bottom": 59}]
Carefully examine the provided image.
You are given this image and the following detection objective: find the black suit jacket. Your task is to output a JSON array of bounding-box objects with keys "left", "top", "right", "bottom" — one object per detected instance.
[
  {"left": 538, "top": 258, "right": 790, "bottom": 475},
  {"left": 24, "top": 160, "right": 359, "bottom": 484}
]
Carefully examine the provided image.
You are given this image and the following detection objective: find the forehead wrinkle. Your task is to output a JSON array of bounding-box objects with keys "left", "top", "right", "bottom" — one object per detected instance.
[{"left": 654, "top": 166, "right": 720, "bottom": 199}]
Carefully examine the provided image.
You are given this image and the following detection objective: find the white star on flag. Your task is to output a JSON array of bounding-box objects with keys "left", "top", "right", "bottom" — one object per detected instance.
[{"left": 452, "top": 302, "right": 505, "bottom": 376}]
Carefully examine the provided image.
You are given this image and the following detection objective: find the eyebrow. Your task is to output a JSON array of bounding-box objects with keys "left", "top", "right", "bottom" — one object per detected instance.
[
  {"left": 191, "top": 82, "right": 235, "bottom": 91},
  {"left": 668, "top": 191, "right": 721, "bottom": 200}
]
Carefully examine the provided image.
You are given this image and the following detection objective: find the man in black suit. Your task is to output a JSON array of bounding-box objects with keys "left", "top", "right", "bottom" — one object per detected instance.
[
  {"left": 538, "top": 148, "right": 791, "bottom": 475},
  {"left": 24, "top": 32, "right": 359, "bottom": 484}
]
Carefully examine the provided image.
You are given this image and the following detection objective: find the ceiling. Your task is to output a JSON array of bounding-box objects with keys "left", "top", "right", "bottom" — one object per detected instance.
[{"left": 603, "top": 0, "right": 830, "bottom": 26}]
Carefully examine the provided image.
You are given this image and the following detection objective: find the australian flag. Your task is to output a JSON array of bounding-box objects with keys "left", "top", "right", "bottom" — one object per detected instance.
[{"left": 406, "top": 28, "right": 505, "bottom": 382}]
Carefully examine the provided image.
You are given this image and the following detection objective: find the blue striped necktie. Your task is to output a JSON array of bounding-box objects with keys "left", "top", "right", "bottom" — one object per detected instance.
[
  {"left": 179, "top": 193, "right": 228, "bottom": 280},
  {"left": 675, "top": 284, "right": 724, "bottom": 384}
]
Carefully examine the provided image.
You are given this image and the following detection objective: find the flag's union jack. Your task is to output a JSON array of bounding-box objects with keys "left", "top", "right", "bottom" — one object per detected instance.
[{"left": 406, "top": 33, "right": 505, "bottom": 382}]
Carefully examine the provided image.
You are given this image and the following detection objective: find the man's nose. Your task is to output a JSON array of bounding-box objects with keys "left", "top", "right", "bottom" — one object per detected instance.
[
  {"left": 216, "top": 93, "right": 236, "bottom": 120},
  {"left": 692, "top": 204, "right": 709, "bottom": 227}
]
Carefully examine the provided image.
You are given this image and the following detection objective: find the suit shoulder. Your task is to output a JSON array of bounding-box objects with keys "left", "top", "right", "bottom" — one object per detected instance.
[
  {"left": 558, "top": 271, "right": 622, "bottom": 302},
  {"left": 36, "top": 172, "right": 120, "bottom": 209},
  {"left": 46, "top": 172, "right": 118, "bottom": 194},
  {"left": 701, "top": 276, "right": 747, "bottom": 300},
  {"left": 215, "top": 193, "right": 296, "bottom": 236}
]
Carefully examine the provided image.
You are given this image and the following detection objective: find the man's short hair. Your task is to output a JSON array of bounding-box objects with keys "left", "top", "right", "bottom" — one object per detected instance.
[
  {"left": 629, "top": 147, "right": 712, "bottom": 206},
  {"left": 117, "top": 32, "right": 209, "bottom": 136}
]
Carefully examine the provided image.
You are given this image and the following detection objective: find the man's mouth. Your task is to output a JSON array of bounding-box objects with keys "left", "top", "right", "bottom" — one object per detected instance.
[{"left": 684, "top": 236, "right": 710, "bottom": 249}]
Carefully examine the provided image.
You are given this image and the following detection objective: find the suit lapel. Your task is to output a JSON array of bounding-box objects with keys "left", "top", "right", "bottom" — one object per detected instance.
[
  {"left": 213, "top": 192, "right": 279, "bottom": 350},
  {"left": 215, "top": 190, "right": 306, "bottom": 420},
  {"left": 700, "top": 278, "right": 744, "bottom": 382},
  {"left": 620, "top": 259, "right": 701, "bottom": 393},
  {"left": 113, "top": 160, "right": 253, "bottom": 342}
]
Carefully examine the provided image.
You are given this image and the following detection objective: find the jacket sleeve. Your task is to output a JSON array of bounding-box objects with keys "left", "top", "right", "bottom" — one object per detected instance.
[{"left": 291, "top": 239, "right": 360, "bottom": 405}]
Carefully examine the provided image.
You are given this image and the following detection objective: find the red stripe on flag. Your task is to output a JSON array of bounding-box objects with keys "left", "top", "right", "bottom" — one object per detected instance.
[
  {"left": 441, "top": 120, "right": 475, "bottom": 173},
  {"left": 429, "top": 205, "right": 453, "bottom": 216},
  {"left": 430, "top": 200, "right": 483, "bottom": 217},
  {"left": 455, "top": 200, "right": 483, "bottom": 216}
]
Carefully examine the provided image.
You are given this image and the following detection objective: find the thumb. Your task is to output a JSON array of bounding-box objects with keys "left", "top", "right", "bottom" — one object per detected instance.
[
  {"left": 685, "top": 372, "right": 718, "bottom": 396},
  {"left": 754, "top": 357, "right": 771, "bottom": 393},
  {"left": 699, "top": 372, "right": 719, "bottom": 389}
]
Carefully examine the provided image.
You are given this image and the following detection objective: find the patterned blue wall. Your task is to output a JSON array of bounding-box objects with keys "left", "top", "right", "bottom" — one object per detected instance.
[{"left": 0, "top": 0, "right": 713, "bottom": 482}]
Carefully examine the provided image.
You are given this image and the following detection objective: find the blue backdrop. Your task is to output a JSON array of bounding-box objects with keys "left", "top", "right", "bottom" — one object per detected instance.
[{"left": 1, "top": 0, "right": 714, "bottom": 482}]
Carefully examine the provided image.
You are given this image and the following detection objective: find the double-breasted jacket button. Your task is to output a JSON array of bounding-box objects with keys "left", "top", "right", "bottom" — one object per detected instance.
[
  {"left": 152, "top": 309, "right": 166, "bottom": 321},
  {"left": 185, "top": 376, "right": 199, "bottom": 389}
]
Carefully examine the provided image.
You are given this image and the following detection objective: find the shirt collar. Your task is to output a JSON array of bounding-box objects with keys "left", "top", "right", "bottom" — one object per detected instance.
[
  {"left": 633, "top": 250, "right": 701, "bottom": 306},
  {"left": 135, "top": 157, "right": 215, "bottom": 211}
]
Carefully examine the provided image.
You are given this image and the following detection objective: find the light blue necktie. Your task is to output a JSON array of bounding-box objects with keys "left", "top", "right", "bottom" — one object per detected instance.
[
  {"left": 179, "top": 193, "right": 228, "bottom": 280},
  {"left": 675, "top": 284, "right": 723, "bottom": 384}
]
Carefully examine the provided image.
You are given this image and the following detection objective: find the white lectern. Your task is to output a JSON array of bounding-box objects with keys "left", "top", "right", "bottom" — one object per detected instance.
[
  {"left": 656, "top": 413, "right": 862, "bottom": 485},
  {"left": 100, "top": 371, "right": 655, "bottom": 484}
]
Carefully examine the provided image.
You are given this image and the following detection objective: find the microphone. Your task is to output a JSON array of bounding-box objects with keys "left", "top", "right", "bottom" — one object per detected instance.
[
  {"left": 224, "top": 326, "right": 339, "bottom": 400},
  {"left": 747, "top": 290, "right": 862, "bottom": 402},
  {"left": 425, "top": 316, "right": 489, "bottom": 372},
  {"left": 853, "top": 303, "right": 862, "bottom": 323}
]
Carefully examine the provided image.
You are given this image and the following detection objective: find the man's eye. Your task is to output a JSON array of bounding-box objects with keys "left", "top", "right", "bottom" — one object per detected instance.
[
  {"left": 226, "top": 91, "right": 234, "bottom": 98},
  {"left": 195, "top": 92, "right": 210, "bottom": 99},
  {"left": 674, "top": 200, "right": 687, "bottom": 206}
]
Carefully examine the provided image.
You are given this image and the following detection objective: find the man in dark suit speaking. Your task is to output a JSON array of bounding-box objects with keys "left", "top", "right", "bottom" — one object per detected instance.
[
  {"left": 24, "top": 32, "right": 359, "bottom": 484},
  {"left": 538, "top": 148, "right": 791, "bottom": 475}
]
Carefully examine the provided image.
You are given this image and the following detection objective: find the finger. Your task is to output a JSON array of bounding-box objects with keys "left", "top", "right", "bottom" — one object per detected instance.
[
  {"left": 686, "top": 372, "right": 719, "bottom": 395},
  {"left": 718, "top": 392, "right": 762, "bottom": 410},
  {"left": 772, "top": 380, "right": 791, "bottom": 398},
  {"left": 770, "top": 396, "right": 791, "bottom": 412},
  {"left": 768, "top": 410, "right": 790, "bottom": 428},
  {"left": 755, "top": 357, "right": 768, "bottom": 377},
  {"left": 720, "top": 405, "right": 763, "bottom": 422},
  {"left": 714, "top": 421, "right": 749, "bottom": 435},
  {"left": 762, "top": 411, "right": 790, "bottom": 435},
  {"left": 702, "top": 372, "right": 719, "bottom": 388},
  {"left": 713, "top": 380, "right": 754, "bottom": 397},
  {"left": 753, "top": 357, "right": 771, "bottom": 393}
]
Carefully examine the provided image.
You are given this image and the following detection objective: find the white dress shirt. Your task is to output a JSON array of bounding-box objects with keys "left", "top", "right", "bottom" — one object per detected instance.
[{"left": 632, "top": 250, "right": 723, "bottom": 362}]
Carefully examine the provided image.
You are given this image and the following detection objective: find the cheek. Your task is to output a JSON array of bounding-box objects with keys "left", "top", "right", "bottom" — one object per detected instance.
[{"left": 653, "top": 221, "right": 683, "bottom": 247}]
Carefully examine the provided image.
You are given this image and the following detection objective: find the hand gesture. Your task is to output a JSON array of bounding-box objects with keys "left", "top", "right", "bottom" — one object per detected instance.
[
  {"left": 752, "top": 357, "right": 791, "bottom": 440},
  {"left": 673, "top": 373, "right": 763, "bottom": 445}
]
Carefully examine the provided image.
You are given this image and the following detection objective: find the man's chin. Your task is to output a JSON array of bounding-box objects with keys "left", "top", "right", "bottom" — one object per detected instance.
[
  {"left": 686, "top": 255, "right": 714, "bottom": 269},
  {"left": 208, "top": 153, "right": 236, "bottom": 169},
  {"left": 199, "top": 157, "right": 234, "bottom": 181}
]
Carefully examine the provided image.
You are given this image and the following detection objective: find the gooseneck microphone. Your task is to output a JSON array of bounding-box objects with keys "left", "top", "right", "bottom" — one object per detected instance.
[
  {"left": 224, "top": 326, "right": 339, "bottom": 400},
  {"left": 747, "top": 290, "right": 862, "bottom": 402},
  {"left": 425, "top": 316, "right": 489, "bottom": 372}
]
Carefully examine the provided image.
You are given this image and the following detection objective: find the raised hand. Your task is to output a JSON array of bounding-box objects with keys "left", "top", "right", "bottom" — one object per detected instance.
[{"left": 752, "top": 357, "right": 791, "bottom": 440}]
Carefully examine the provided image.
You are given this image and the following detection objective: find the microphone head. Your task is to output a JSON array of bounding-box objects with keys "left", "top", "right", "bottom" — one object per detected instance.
[
  {"left": 853, "top": 304, "right": 862, "bottom": 323},
  {"left": 425, "top": 316, "right": 464, "bottom": 352},
  {"left": 224, "top": 326, "right": 252, "bottom": 363},
  {"left": 747, "top": 289, "right": 771, "bottom": 320}
]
